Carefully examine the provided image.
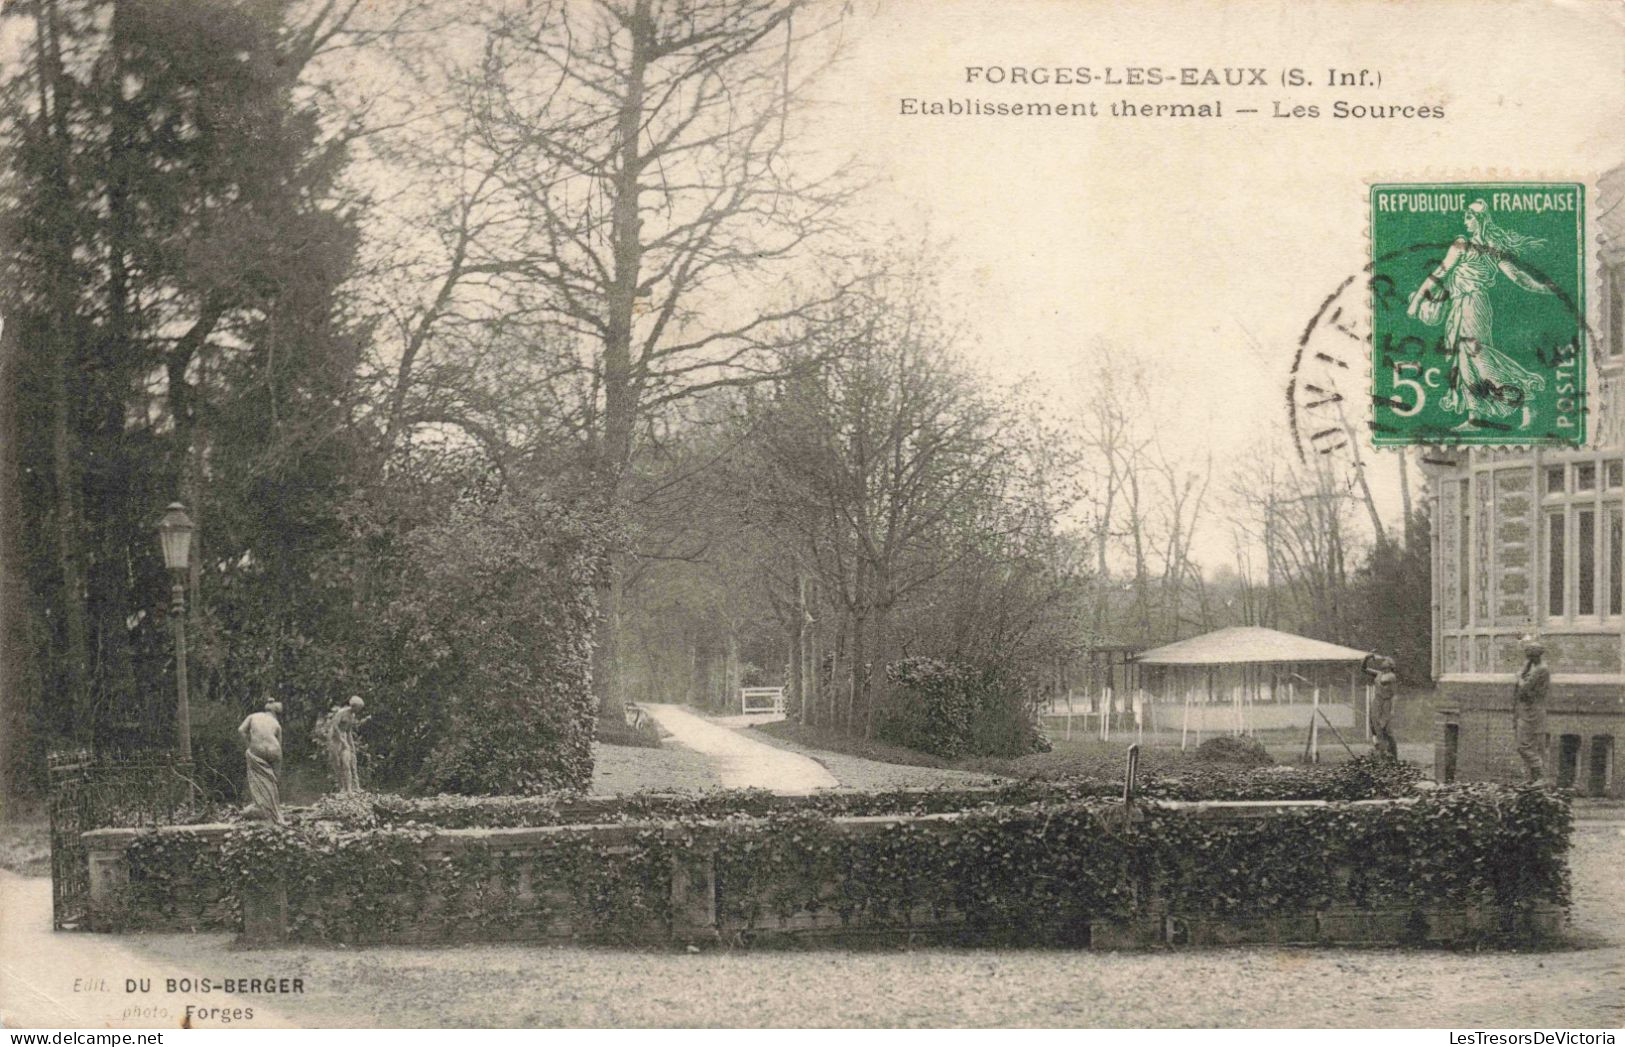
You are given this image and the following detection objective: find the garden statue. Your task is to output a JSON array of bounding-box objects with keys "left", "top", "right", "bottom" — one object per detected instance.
[
  {"left": 238, "top": 700, "right": 285, "bottom": 824},
  {"left": 1361, "top": 653, "right": 1399, "bottom": 761},
  {"left": 316, "top": 703, "right": 343, "bottom": 787},
  {"left": 1514, "top": 636, "right": 1550, "bottom": 782},
  {"left": 330, "top": 695, "right": 369, "bottom": 793}
]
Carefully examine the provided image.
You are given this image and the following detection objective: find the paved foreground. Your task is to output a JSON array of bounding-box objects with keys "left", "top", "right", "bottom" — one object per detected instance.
[
  {"left": 4, "top": 822, "right": 1619, "bottom": 1028},
  {"left": 639, "top": 703, "right": 837, "bottom": 792},
  {"left": 0, "top": 870, "right": 297, "bottom": 1029}
]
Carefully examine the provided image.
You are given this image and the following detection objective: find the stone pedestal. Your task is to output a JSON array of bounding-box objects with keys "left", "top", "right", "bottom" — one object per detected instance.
[
  {"left": 668, "top": 835, "right": 719, "bottom": 943},
  {"left": 239, "top": 881, "right": 288, "bottom": 945}
]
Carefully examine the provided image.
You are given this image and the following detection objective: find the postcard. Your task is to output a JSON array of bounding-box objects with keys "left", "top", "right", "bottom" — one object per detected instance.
[{"left": 1, "top": 0, "right": 1621, "bottom": 1033}]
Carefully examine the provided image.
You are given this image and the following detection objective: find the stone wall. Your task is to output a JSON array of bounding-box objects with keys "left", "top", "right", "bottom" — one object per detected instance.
[{"left": 82, "top": 798, "right": 1571, "bottom": 948}]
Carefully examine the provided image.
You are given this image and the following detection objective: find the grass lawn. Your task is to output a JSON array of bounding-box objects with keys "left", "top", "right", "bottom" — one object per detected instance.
[
  {"left": 753, "top": 719, "right": 1276, "bottom": 782},
  {"left": 758, "top": 687, "right": 1448, "bottom": 784},
  {"left": 590, "top": 741, "right": 723, "bottom": 794},
  {"left": 744, "top": 722, "right": 999, "bottom": 791}
]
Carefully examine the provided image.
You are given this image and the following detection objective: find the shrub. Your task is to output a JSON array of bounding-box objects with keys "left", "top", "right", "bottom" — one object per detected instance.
[
  {"left": 186, "top": 700, "right": 250, "bottom": 797},
  {"left": 356, "top": 491, "right": 612, "bottom": 795},
  {"left": 1324, "top": 751, "right": 1424, "bottom": 799},
  {"left": 879, "top": 658, "right": 974, "bottom": 757},
  {"left": 880, "top": 657, "right": 1046, "bottom": 759},
  {"left": 1194, "top": 735, "right": 1272, "bottom": 766}
]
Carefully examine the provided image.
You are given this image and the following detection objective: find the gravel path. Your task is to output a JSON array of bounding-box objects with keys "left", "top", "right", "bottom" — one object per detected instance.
[
  {"left": 640, "top": 704, "right": 837, "bottom": 792},
  {"left": 743, "top": 723, "right": 1001, "bottom": 791}
]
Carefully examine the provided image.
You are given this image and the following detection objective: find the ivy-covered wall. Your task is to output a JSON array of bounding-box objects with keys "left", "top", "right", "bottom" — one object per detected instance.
[{"left": 88, "top": 783, "right": 1571, "bottom": 947}]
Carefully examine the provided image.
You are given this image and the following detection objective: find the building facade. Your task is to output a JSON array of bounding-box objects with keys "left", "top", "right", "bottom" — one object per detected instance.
[{"left": 1427, "top": 166, "right": 1625, "bottom": 796}]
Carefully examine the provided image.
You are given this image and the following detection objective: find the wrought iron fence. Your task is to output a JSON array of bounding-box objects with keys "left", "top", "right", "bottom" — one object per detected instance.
[{"left": 46, "top": 750, "right": 231, "bottom": 930}]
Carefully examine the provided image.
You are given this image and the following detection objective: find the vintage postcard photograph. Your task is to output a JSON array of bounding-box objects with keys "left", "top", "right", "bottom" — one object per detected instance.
[{"left": 0, "top": 0, "right": 1622, "bottom": 1033}]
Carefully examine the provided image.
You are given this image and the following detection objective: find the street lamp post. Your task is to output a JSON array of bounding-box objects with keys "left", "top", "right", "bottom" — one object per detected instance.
[{"left": 157, "top": 503, "right": 195, "bottom": 763}]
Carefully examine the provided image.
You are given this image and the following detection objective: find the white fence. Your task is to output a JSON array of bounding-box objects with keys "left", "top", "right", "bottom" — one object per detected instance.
[
  {"left": 1040, "top": 686, "right": 1365, "bottom": 751},
  {"left": 739, "top": 687, "right": 786, "bottom": 715}
]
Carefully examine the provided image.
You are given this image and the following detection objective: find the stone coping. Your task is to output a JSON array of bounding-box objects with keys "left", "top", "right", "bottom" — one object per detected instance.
[
  {"left": 1438, "top": 673, "right": 1625, "bottom": 685},
  {"left": 80, "top": 795, "right": 1436, "bottom": 849}
]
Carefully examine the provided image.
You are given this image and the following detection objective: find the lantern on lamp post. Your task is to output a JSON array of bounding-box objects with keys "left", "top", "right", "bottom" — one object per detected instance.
[{"left": 157, "top": 502, "right": 194, "bottom": 762}]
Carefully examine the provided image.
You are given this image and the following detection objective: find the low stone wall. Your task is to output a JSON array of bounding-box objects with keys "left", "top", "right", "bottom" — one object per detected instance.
[{"left": 81, "top": 794, "right": 1570, "bottom": 948}]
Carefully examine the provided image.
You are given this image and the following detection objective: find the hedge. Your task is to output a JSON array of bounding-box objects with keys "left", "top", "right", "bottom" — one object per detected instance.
[
  {"left": 110, "top": 781, "right": 1570, "bottom": 944},
  {"left": 285, "top": 753, "right": 1423, "bottom": 830},
  {"left": 879, "top": 657, "right": 1049, "bottom": 758},
  {"left": 712, "top": 785, "right": 1569, "bottom": 935}
]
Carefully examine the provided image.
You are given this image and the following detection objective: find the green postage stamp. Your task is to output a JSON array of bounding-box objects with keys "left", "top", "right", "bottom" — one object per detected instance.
[{"left": 1370, "top": 182, "right": 1586, "bottom": 446}]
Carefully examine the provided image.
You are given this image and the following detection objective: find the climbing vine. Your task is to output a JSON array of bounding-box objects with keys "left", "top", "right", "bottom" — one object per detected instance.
[
  {"left": 293, "top": 755, "right": 1425, "bottom": 831},
  {"left": 110, "top": 781, "right": 1569, "bottom": 944}
]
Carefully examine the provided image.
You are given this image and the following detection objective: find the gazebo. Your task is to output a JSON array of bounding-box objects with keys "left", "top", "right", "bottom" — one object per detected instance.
[{"left": 1132, "top": 626, "right": 1374, "bottom": 752}]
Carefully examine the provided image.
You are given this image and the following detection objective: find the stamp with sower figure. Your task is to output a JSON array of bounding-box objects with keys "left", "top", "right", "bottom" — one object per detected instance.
[{"left": 1370, "top": 182, "right": 1586, "bottom": 446}]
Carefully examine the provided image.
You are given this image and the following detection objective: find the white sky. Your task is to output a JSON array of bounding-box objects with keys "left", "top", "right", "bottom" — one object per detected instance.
[
  {"left": 6, "top": 0, "right": 1621, "bottom": 569},
  {"left": 801, "top": 0, "right": 1625, "bottom": 566}
]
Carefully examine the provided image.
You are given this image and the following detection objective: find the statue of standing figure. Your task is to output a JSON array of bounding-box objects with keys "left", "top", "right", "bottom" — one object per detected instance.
[
  {"left": 316, "top": 704, "right": 343, "bottom": 786},
  {"left": 326, "top": 695, "right": 368, "bottom": 793},
  {"left": 1361, "top": 654, "right": 1399, "bottom": 762},
  {"left": 238, "top": 700, "right": 285, "bottom": 824}
]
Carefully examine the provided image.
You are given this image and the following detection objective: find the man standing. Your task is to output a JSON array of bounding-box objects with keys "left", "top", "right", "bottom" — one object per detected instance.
[
  {"left": 238, "top": 700, "right": 285, "bottom": 824},
  {"left": 331, "top": 696, "right": 367, "bottom": 793},
  {"left": 1513, "top": 636, "right": 1550, "bottom": 783},
  {"left": 1362, "top": 654, "right": 1399, "bottom": 761}
]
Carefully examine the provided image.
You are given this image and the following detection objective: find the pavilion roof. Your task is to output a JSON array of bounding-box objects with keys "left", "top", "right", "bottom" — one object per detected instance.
[{"left": 1133, "top": 626, "right": 1369, "bottom": 666}]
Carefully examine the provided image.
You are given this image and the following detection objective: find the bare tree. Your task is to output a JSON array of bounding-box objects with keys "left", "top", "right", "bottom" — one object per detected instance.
[
  {"left": 370, "top": 0, "right": 862, "bottom": 722},
  {"left": 738, "top": 263, "right": 1039, "bottom": 736},
  {"left": 1227, "top": 445, "right": 1357, "bottom": 640},
  {"left": 1072, "top": 351, "right": 1212, "bottom": 646}
]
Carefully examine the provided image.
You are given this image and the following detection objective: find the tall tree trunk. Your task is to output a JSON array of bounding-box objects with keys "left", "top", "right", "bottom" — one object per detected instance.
[
  {"left": 848, "top": 608, "right": 867, "bottom": 736},
  {"left": 36, "top": 0, "right": 90, "bottom": 739},
  {"left": 593, "top": 0, "right": 651, "bottom": 727},
  {"left": 84, "top": 5, "right": 144, "bottom": 736},
  {"left": 865, "top": 600, "right": 891, "bottom": 740},
  {"left": 1, "top": 315, "right": 31, "bottom": 789},
  {"left": 832, "top": 611, "right": 848, "bottom": 731},
  {"left": 593, "top": 563, "right": 627, "bottom": 722},
  {"left": 724, "top": 632, "right": 739, "bottom": 712},
  {"left": 790, "top": 574, "right": 806, "bottom": 722}
]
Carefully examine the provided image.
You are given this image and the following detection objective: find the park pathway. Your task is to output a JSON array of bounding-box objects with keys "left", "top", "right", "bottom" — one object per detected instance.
[
  {"left": 639, "top": 704, "right": 838, "bottom": 792},
  {"left": 0, "top": 870, "right": 297, "bottom": 1029}
]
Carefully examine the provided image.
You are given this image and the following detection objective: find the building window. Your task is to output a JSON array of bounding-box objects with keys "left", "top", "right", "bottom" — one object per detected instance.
[
  {"left": 1546, "top": 510, "right": 1566, "bottom": 618},
  {"left": 1610, "top": 504, "right": 1623, "bottom": 618},
  {"left": 1577, "top": 508, "right": 1596, "bottom": 616},
  {"left": 1540, "top": 458, "right": 1622, "bottom": 623}
]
